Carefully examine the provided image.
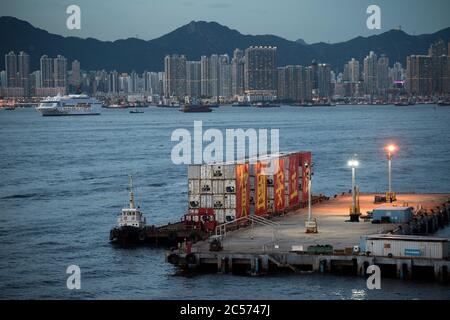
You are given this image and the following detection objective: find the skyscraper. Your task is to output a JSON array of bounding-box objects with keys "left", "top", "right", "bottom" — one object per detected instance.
[
  {"left": 406, "top": 55, "right": 432, "bottom": 96},
  {"left": 53, "top": 55, "right": 67, "bottom": 88},
  {"left": 364, "top": 51, "right": 378, "bottom": 96},
  {"left": 164, "top": 54, "right": 186, "bottom": 98},
  {"left": 377, "top": 54, "right": 390, "bottom": 96},
  {"left": 429, "top": 40, "right": 449, "bottom": 94},
  {"left": 209, "top": 54, "right": 220, "bottom": 97},
  {"left": 218, "top": 54, "right": 231, "bottom": 98},
  {"left": 40, "top": 55, "right": 54, "bottom": 88},
  {"left": 17, "top": 51, "right": 30, "bottom": 95},
  {"left": 200, "top": 56, "right": 210, "bottom": 97},
  {"left": 244, "top": 46, "right": 277, "bottom": 96},
  {"left": 348, "top": 58, "right": 360, "bottom": 83},
  {"left": 317, "top": 63, "right": 331, "bottom": 99},
  {"left": 70, "top": 60, "right": 81, "bottom": 87},
  {"left": 277, "top": 65, "right": 304, "bottom": 102},
  {"left": 231, "top": 49, "right": 245, "bottom": 97},
  {"left": 5, "top": 51, "right": 17, "bottom": 88},
  {"left": 186, "top": 61, "right": 201, "bottom": 97}
]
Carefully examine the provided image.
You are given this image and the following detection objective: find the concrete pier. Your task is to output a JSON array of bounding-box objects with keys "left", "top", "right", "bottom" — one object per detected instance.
[{"left": 167, "top": 193, "right": 450, "bottom": 282}]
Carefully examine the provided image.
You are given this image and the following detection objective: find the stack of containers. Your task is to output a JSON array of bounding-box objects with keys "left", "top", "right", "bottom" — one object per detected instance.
[
  {"left": 187, "top": 151, "right": 311, "bottom": 224},
  {"left": 188, "top": 162, "right": 249, "bottom": 224}
]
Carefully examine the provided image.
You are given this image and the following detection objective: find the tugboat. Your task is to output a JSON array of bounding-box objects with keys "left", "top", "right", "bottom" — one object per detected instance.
[{"left": 109, "top": 176, "right": 147, "bottom": 244}]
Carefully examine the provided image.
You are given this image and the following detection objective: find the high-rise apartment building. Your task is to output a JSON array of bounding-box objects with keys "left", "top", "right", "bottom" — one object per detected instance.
[
  {"left": 5, "top": 51, "right": 17, "bottom": 88},
  {"left": 218, "top": 55, "right": 231, "bottom": 98},
  {"left": 364, "top": 51, "right": 378, "bottom": 96},
  {"left": 244, "top": 46, "right": 277, "bottom": 95},
  {"left": 406, "top": 55, "right": 432, "bottom": 96},
  {"left": 186, "top": 61, "right": 201, "bottom": 97},
  {"left": 164, "top": 54, "right": 186, "bottom": 98},
  {"left": 53, "top": 55, "right": 67, "bottom": 88},
  {"left": 231, "top": 49, "right": 245, "bottom": 97}
]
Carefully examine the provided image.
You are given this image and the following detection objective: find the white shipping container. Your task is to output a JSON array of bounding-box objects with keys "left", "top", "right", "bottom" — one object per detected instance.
[
  {"left": 224, "top": 180, "right": 236, "bottom": 193},
  {"left": 200, "top": 194, "right": 213, "bottom": 208},
  {"left": 212, "top": 180, "right": 224, "bottom": 194},
  {"left": 225, "top": 209, "right": 236, "bottom": 222},
  {"left": 224, "top": 194, "right": 236, "bottom": 209},
  {"left": 189, "top": 195, "right": 200, "bottom": 209},
  {"left": 223, "top": 165, "right": 236, "bottom": 179},
  {"left": 188, "top": 165, "right": 201, "bottom": 179},
  {"left": 213, "top": 195, "right": 225, "bottom": 209},
  {"left": 215, "top": 209, "right": 225, "bottom": 224},
  {"left": 212, "top": 165, "right": 224, "bottom": 179},
  {"left": 200, "top": 180, "right": 212, "bottom": 194},
  {"left": 201, "top": 165, "right": 213, "bottom": 179},
  {"left": 363, "top": 235, "right": 449, "bottom": 259},
  {"left": 188, "top": 179, "right": 200, "bottom": 195}
]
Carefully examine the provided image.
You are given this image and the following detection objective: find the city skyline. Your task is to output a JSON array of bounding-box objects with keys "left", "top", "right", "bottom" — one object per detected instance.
[
  {"left": 1, "top": 0, "right": 450, "bottom": 44},
  {"left": 2, "top": 39, "right": 449, "bottom": 101}
]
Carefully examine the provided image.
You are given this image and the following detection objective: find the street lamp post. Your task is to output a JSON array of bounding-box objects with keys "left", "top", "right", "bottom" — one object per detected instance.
[
  {"left": 347, "top": 159, "right": 359, "bottom": 215},
  {"left": 385, "top": 145, "right": 397, "bottom": 202},
  {"left": 305, "top": 161, "right": 317, "bottom": 233}
]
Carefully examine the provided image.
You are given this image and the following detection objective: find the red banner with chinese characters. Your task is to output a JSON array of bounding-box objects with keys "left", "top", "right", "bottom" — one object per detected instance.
[
  {"left": 289, "top": 154, "right": 300, "bottom": 207},
  {"left": 235, "top": 164, "right": 249, "bottom": 219},
  {"left": 274, "top": 158, "right": 285, "bottom": 212},
  {"left": 254, "top": 162, "right": 267, "bottom": 216}
]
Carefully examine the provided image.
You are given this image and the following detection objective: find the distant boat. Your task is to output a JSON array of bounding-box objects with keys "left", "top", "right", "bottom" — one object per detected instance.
[
  {"left": 130, "top": 109, "right": 144, "bottom": 114},
  {"left": 4, "top": 106, "right": 15, "bottom": 110},
  {"left": 156, "top": 101, "right": 180, "bottom": 108},
  {"left": 232, "top": 102, "right": 251, "bottom": 107},
  {"left": 180, "top": 104, "right": 213, "bottom": 113},
  {"left": 253, "top": 102, "right": 280, "bottom": 108},
  {"left": 437, "top": 101, "right": 450, "bottom": 106}
]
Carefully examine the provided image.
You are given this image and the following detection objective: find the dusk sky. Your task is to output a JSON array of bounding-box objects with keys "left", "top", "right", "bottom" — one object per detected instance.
[{"left": 1, "top": 0, "right": 450, "bottom": 43}]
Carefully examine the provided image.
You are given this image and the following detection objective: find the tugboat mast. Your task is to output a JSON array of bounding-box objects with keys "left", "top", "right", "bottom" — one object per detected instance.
[{"left": 129, "top": 175, "right": 135, "bottom": 209}]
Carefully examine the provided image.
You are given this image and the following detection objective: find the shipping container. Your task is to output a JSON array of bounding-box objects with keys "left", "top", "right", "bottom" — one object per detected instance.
[
  {"left": 213, "top": 195, "right": 224, "bottom": 209},
  {"left": 200, "top": 180, "right": 212, "bottom": 194},
  {"left": 212, "top": 180, "right": 224, "bottom": 194},
  {"left": 224, "top": 194, "right": 236, "bottom": 209},
  {"left": 362, "top": 235, "right": 449, "bottom": 259},
  {"left": 188, "top": 165, "right": 201, "bottom": 179},
  {"left": 224, "top": 180, "right": 236, "bottom": 193},
  {"left": 235, "top": 164, "right": 250, "bottom": 219},
  {"left": 189, "top": 195, "right": 200, "bottom": 209},
  {"left": 225, "top": 209, "right": 236, "bottom": 221},
  {"left": 200, "top": 194, "right": 213, "bottom": 208},
  {"left": 223, "top": 165, "right": 236, "bottom": 179},
  {"left": 212, "top": 165, "right": 224, "bottom": 179},
  {"left": 214, "top": 209, "right": 225, "bottom": 224},
  {"left": 372, "top": 206, "right": 413, "bottom": 223},
  {"left": 201, "top": 166, "right": 213, "bottom": 180},
  {"left": 188, "top": 179, "right": 200, "bottom": 195}
]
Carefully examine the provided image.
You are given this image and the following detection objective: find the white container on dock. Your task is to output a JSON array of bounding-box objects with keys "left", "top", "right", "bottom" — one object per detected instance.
[
  {"left": 362, "top": 235, "right": 449, "bottom": 259},
  {"left": 200, "top": 194, "right": 213, "bottom": 208},
  {"left": 188, "top": 179, "right": 200, "bottom": 195},
  {"left": 189, "top": 195, "right": 200, "bottom": 209},
  {"left": 224, "top": 180, "right": 236, "bottom": 193},
  {"left": 200, "top": 180, "right": 212, "bottom": 194},
  {"left": 212, "top": 180, "right": 224, "bottom": 194},
  {"left": 201, "top": 166, "right": 213, "bottom": 179},
  {"left": 224, "top": 194, "right": 236, "bottom": 209}
]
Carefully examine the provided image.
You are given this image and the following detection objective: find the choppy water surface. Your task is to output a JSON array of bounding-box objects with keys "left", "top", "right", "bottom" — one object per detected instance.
[{"left": 0, "top": 105, "right": 449, "bottom": 299}]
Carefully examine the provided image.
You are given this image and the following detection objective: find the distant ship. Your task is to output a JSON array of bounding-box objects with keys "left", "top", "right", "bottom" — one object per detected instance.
[
  {"left": 179, "top": 104, "right": 213, "bottom": 113},
  {"left": 253, "top": 102, "right": 281, "bottom": 108},
  {"left": 232, "top": 102, "right": 251, "bottom": 107},
  {"left": 36, "top": 94, "right": 101, "bottom": 116}
]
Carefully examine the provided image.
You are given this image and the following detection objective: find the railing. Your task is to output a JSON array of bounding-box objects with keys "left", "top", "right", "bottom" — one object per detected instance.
[{"left": 215, "top": 214, "right": 280, "bottom": 242}]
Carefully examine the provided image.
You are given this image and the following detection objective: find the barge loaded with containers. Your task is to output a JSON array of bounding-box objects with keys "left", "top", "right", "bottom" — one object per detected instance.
[{"left": 110, "top": 151, "right": 315, "bottom": 247}]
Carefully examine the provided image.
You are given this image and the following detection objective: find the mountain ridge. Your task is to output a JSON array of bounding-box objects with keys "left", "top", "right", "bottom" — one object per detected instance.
[{"left": 1, "top": 16, "right": 449, "bottom": 72}]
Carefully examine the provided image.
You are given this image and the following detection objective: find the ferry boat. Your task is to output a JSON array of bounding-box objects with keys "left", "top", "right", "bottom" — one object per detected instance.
[
  {"left": 110, "top": 176, "right": 147, "bottom": 244},
  {"left": 36, "top": 94, "right": 101, "bottom": 116}
]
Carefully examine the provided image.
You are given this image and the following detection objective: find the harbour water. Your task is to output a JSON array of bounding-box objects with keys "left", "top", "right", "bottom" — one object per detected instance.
[{"left": 0, "top": 105, "right": 449, "bottom": 299}]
